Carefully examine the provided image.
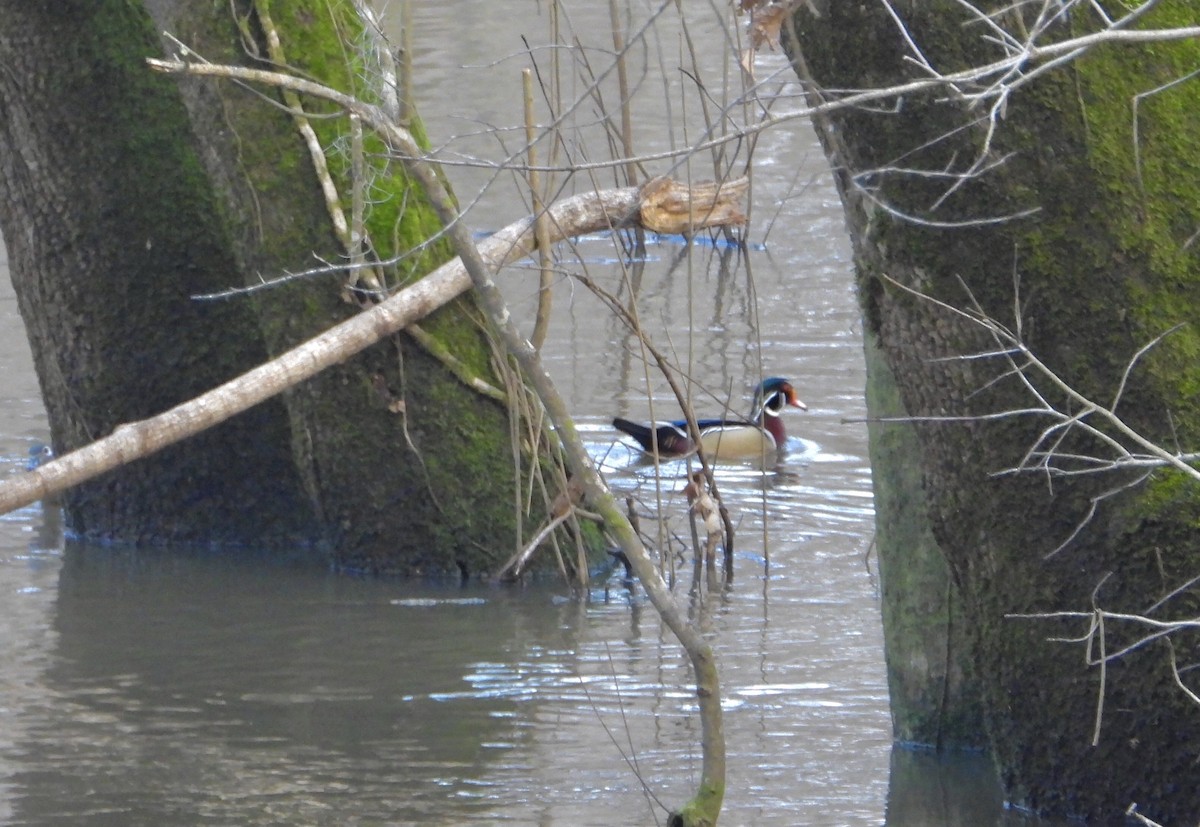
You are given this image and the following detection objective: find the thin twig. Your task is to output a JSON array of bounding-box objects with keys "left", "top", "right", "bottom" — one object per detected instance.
[{"left": 524, "top": 68, "right": 554, "bottom": 351}]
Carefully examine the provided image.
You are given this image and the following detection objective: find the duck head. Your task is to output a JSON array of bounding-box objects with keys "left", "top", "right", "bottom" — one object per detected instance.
[{"left": 752, "top": 377, "right": 805, "bottom": 447}]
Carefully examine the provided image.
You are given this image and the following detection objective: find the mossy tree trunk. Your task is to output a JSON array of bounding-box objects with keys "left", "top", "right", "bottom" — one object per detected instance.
[
  {"left": 864, "top": 334, "right": 985, "bottom": 751},
  {"left": 0, "top": 0, "right": 316, "bottom": 547},
  {"left": 0, "top": 0, "right": 541, "bottom": 576},
  {"left": 788, "top": 1, "right": 1200, "bottom": 822}
]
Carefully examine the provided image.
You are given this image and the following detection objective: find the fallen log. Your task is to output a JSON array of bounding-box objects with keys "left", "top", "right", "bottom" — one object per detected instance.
[{"left": 0, "top": 179, "right": 745, "bottom": 515}]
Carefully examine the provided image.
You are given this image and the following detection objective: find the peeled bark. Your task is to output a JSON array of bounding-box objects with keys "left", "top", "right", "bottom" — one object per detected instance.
[{"left": 787, "top": 2, "right": 1200, "bottom": 822}]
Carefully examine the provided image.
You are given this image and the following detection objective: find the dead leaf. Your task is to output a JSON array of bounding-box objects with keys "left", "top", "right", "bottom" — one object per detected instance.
[
  {"left": 750, "top": 4, "right": 787, "bottom": 51},
  {"left": 550, "top": 475, "right": 585, "bottom": 519}
]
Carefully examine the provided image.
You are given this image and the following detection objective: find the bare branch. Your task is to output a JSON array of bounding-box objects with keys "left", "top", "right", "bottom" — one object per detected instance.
[
  {"left": 881, "top": 274, "right": 1200, "bottom": 484},
  {"left": 148, "top": 48, "right": 730, "bottom": 817},
  {"left": 0, "top": 184, "right": 660, "bottom": 515}
]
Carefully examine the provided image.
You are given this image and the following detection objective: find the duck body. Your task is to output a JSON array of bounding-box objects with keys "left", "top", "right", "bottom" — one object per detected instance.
[{"left": 612, "top": 377, "right": 805, "bottom": 461}]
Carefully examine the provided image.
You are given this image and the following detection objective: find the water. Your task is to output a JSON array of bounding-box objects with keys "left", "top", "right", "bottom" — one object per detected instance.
[{"left": 0, "top": 3, "right": 1054, "bottom": 825}]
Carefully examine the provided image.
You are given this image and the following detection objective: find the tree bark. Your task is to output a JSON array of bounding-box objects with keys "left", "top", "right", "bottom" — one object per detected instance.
[
  {"left": 0, "top": 0, "right": 317, "bottom": 547},
  {"left": 0, "top": 0, "right": 537, "bottom": 575},
  {"left": 146, "top": 0, "right": 532, "bottom": 576},
  {"left": 864, "top": 333, "right": 985, "bottom": 750},
  {"left": 788, "top": 2, "right": 1200, "bottom": 822}
]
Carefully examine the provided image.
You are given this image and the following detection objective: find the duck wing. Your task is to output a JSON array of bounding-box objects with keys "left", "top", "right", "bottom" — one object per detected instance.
[{"left": 612, "top": 417, "right": 692, "bottom": 456}]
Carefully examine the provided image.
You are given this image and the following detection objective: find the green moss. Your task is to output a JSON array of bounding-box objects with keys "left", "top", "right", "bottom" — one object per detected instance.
[
  {"left": 1070, "top": 2, "right": 1200, "bottom": 443},
  {"left": 1127, "top": 469, "right": 1200, "bottom": 529},
  {"left": 671, "top": 779, "right": 725, "bottom": 827},
  {"left": 198, "top": 0, "right": 542, "bottom": 574},
  {"left": 576, "top": 518, "right": 607, "bottom": 557},
  {"left": 263, "top": 0, "right": 453, "bottom": 285},
  {"left": 864, "top": 331, "right": 986, "bottom": 748}
]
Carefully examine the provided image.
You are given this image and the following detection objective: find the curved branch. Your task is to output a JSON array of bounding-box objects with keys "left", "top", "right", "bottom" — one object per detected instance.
[{"left": 0, "top": 185, "right": 640, "bottom": 515}]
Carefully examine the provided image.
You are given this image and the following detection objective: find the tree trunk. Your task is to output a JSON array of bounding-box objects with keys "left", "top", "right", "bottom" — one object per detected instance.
[
  {"left": 0, "top": 0, "right": 544, "bottom": 576},
  {"left": 0, "top": 0, "right": 317, "bottom": 547},
  {"left": 788, "top": 2, "right": 1200, "bottom": 822},
  {"left": 864, "top": 333, "right": 985, "bottom": 750},
  {"left": 146, "top": 0, "right": 532, "bottom": 576}
]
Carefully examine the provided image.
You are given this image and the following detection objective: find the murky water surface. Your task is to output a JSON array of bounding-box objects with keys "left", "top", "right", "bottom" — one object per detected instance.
[{"left": 0, "top": 3, "right": 1057, "bottom": 825}]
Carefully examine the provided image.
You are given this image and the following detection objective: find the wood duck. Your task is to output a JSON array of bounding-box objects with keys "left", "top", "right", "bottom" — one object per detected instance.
[{"left": 612, "top": 377, "right": 806, "bottom": 460}]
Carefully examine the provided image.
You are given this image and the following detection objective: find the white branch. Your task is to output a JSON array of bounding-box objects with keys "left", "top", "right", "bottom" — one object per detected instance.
[
  {"left": 882, "top": 274, "right": 1200, "bottom": 484},
  {"left": 0, "top": 184, "right": 643, "bottom": 516}
]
